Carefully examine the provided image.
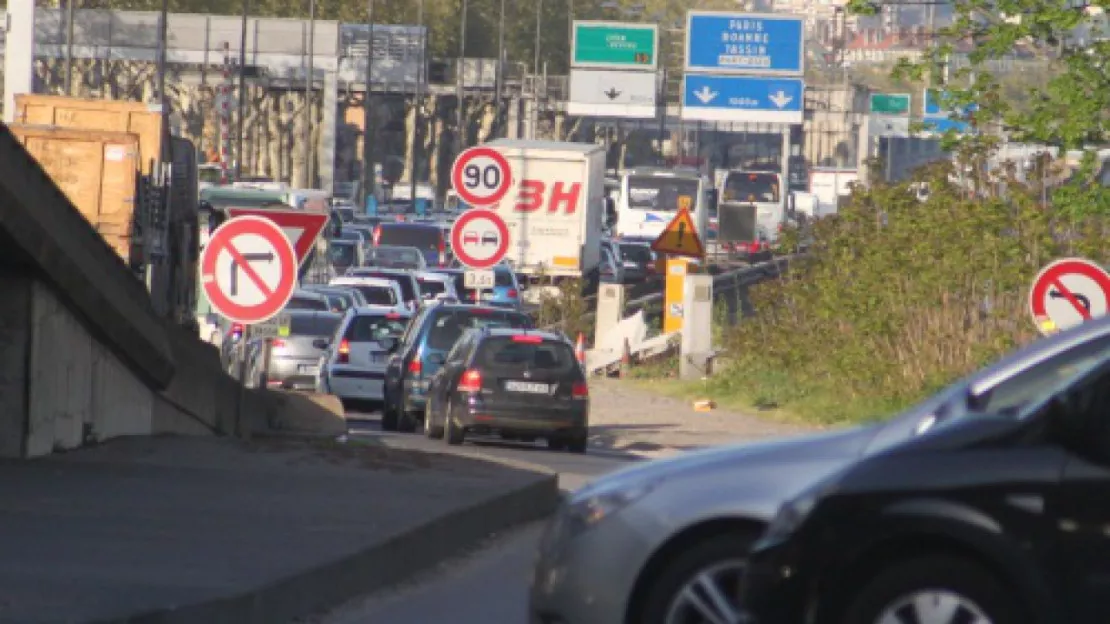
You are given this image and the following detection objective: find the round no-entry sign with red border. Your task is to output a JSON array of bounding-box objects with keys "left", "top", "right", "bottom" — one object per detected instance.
[
  {"left": 450, "top": 209, "right": 511, "bottom": 270},
  {"left": 1029, "top": 257, "right": 1110, "bottom": 335},
  {"left": 450, "top": 146, "right": 512, "bottom": 206},
  {"left": 200, "top": 215, "right": 298, "bottom": 324}
]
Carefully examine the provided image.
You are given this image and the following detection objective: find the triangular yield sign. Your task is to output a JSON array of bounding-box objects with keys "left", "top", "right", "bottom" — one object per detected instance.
[
  {"left": 651, "top": 208, "right": 705, "bottom": 259},
  {"left": 227, "top": 207, "right": 329, "bottom": 266}
]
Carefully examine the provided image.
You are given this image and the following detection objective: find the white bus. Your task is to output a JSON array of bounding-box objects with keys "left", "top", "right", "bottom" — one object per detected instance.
[
  {"left": 614, "top": 168, "right": 712, "bottom": 244},
  {"left": 718, "top": 170, "right": 787, "bottom": 243}
]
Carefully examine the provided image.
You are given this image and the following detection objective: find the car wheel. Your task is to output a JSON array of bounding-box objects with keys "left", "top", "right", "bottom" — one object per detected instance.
[
  {"left": 424, "top": 402, "right": 444, "bottom": 439},
  {"left": 443, "top": 399, "right": 464, "bottom": 446},
  {"left": 638, "top": 534, "right": 751, "bottom": 624},
  {"left": 380, "top": 394, "right": 399, "bottom": 431},
  {"left": 844, "top": 555, "right": 1024, "bottom": 624},
  {"left": 398, "top": 409, "right": 418, "bottom": 433}
]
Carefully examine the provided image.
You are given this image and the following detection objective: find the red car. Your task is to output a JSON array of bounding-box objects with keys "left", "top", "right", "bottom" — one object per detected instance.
[{"left": 462, "top": 232, "right": 479, "bottom": 245}]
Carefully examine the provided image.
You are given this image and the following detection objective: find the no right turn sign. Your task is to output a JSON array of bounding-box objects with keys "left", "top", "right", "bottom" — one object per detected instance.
[{"left": 1029, "top": 257, "right": 1110, "bottom": 335}]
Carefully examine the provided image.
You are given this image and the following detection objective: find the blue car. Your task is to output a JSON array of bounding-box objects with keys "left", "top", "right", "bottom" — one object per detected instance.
[
  {"left": 373, "top": 222, "right": 447, "bottom": 268},
  {"left": 441, "top": 264, "right": 523, "bottom": 310}
]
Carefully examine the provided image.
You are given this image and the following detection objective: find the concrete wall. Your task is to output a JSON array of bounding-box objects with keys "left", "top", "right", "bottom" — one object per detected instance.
[
  {"left": 26, "top": 281, "right": 154, "bottom": 456},
  {"left": 0, "top": 272, "right": 31, "bottom": 457}
]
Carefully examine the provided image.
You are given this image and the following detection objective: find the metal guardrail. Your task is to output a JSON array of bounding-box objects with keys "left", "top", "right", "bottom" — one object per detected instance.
[{"left": 537, "top": 255, "right": 799, "bottom": 333}]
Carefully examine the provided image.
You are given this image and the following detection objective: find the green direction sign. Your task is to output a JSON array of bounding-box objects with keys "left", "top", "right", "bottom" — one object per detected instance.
[
  {"left": 572, "top": 21, "right": 658, "bottom": 70},
  {"left": 870, "top": 93, "right": 911, "bottom": 116}
]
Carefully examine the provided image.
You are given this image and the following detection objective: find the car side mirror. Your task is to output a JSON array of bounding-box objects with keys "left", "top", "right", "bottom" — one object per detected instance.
[
  {"left": 378, "top": 337, "right": 399, "bottom": 353},
  {"left": 312, "top": 338, "right": 330, "bottom": 349},
  {"left": 426, "top": 352, "right": 446, "bottom": 366}
]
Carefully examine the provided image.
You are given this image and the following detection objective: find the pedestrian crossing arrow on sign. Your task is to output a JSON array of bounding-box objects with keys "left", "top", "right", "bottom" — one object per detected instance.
[{"left": 651, "top": 207, "right": 705, "bottom": 259}]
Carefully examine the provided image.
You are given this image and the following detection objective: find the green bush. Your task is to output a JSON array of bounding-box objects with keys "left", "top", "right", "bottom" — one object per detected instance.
[{"left": 719, "top": 159, "right": 1110, "bottom": 424}]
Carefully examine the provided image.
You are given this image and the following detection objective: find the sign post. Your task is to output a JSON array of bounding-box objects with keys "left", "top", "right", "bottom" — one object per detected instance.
[{"left": 1029, "top": 257, "right": 1110, "bottom": 335}]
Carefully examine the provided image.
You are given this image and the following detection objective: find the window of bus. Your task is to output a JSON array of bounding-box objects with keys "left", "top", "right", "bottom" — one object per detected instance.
[
  {"left": 723, "top": 172, "right": 780, "bottom": 203},
  {"left": 625, "top": 177, "right": 701, "bottom": 212}
]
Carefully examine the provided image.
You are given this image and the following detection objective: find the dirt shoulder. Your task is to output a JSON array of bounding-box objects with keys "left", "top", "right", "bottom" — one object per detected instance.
[{"left": 588, "top": 377, "right": 822, "bottom": 458}]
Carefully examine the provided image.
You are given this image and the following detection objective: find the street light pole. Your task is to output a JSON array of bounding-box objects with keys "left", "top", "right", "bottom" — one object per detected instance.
[
  {"left": 533, "top": 0, "right": 543, "bottom": 139},
  {"left": 411, "top": 0, "right": 426, "bottom": 211},
  {"left": 495, "top": 0, "right": 506, "bottom": 137},
  {"left": 456, "top": 0, "right": 469, "bottom": 148},
  {"left": 64, "top": 0, "right": 76, "bottom": 95},
  {"left": 360, "top": 0, "right": 376, "bottom": 210},
  {"left": 236, "top": 0, "right": 250, "bottom": 181},
  {"left": 302, "top": 0, "right": 316, "bottom": 188}
]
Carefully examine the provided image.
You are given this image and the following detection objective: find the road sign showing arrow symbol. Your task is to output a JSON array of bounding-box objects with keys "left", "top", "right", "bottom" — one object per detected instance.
[
  {"left": 769, "top": 90, "right": 793, "bottom": 109},
  {"left": 693, "top": 86, "right": 718, "bottom": 104},
  {"left": 604, "top": 87, "right": 621, "bottom": 100}
]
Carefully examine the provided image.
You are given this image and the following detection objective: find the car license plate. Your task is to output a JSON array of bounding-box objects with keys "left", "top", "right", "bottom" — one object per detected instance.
[
  {"left": 298, "top": 364, "right": 319, "bottom": 375},
  {"left": 505, "top": 380, "right": 549, "bottom": 394}
]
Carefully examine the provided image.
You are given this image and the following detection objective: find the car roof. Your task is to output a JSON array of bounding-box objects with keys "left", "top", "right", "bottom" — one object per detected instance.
[
  {"left": 415, "top": 271, "right": 451, "bottom": 281},
  {"left": 426, "top": 303, "right": 528, "bottom": 315},
  {"left": 968, "top": 315, "right": 1110, "bottom": 396},
  {"left": 292, "top": 289, "right": 328, "bottom": 300},
  {"left": 284, "top": 309, "right": 343, "bottom": 320},
  {"left": 372, "top": 244, "right": 423, "bottom": 251},
  {"left": 377, "top": 222, "right": 440, "bottom": 230},
  {"left": 350, "top": 305, "right": 412, "bottom": 317},
  {"left": 478, "top": 327, "right": 566, "bottom": 342},
  {"left": 348, "top": 267, "right": 413, "bottom": 276},
  {"left": 330, "top": 277, "right": 400, "bottom": 288}
]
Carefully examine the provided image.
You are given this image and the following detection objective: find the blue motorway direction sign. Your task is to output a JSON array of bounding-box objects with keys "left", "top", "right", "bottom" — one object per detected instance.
[
  {"left": 685, "top": 12, "right": 804, "bottom": 75},
  {"left": 923, "top": 88, "right": 975, "bottom": 134},
  {"left": 681, "top": 74, "right": 804, "bottom": 123}
]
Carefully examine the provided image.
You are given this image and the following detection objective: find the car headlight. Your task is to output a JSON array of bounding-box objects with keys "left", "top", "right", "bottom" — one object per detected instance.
[{"left": 564, "top": 479, "right": 660, "bottom": 536}]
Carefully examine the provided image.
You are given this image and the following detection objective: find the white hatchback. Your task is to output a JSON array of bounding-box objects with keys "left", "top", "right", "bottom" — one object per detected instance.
[
  {"left": 316, "top": 305, "right": 413, "bottom": 410},
  {"left": 329, "top": 276, "right": 406, "bottom": 310}
]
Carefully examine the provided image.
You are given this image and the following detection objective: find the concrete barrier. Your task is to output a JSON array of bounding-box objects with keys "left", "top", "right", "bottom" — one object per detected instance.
[{"left": 251, "top": 390, "right": 347, "bottom": 437}]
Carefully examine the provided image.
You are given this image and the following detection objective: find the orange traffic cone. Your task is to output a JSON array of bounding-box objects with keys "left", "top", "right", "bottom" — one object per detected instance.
[{"left": 575, "top": 332, "right": 586, "bottom": 365}]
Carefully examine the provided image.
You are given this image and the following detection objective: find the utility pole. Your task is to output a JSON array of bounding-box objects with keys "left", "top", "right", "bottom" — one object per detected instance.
[
  {"left": 533, "top": 0, "right": 543, "bottom": 139},
  {"left": 303, "top": 0, "right": 317, "bottom": 189},
  {"left": 456, "top": 0, "right": 469, "bottom": 148},
  {"left": 360, "top": 0, "right": 376, "bottom": 211},
  {"left": 411, "top": 0, "right": 426, "bottom": 212},
  {"left": 64, "top": 0, "right": 76, "bottom": 95},
  {"left": 236, "top": 0, "right": 250, "bottom": 181}
]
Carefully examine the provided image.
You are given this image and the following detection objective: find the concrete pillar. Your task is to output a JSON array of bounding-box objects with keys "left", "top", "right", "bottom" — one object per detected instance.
[
  {"left": 319, "top": 70, "right": 338, "bottom": 193},
  {"left": 0, "top": 271, "right": 32, "bottom": 457},
  {"left": 4, "top": 0, "right": 36, "bottom": 123},
  {"left": 506, "top": 96, "right": 521, "bottom": 139},
  {"left": 679, "top": 274, "right": 714, "bottom": 380},
  {"left": 594, "top": 283, "right": 625, "bottom": 350}
]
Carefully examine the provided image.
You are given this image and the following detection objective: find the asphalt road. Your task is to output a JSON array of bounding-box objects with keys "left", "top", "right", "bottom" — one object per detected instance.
[{"left": 308, "top": 410, "right": 639, "bottom": 623}]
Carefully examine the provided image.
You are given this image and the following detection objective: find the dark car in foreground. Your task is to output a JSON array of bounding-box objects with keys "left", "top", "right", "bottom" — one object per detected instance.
[
  {"left": 382, "top": 303, "right": 532, "bottom": 432},
  {"left": 424, "top": 328, "right": 588, "bottom": 451},
  {"left": 530, "top": 316, "right": 1110, "bottom": 624},
  {"left": 739, "top": 345, "right": 1110, "bottom": 624}
]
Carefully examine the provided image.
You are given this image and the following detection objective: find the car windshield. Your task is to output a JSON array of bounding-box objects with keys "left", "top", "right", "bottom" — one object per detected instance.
[
  {"left": 348, "top": 285, "right": 398, "bottom": 306},
  {"left": 328, "top": 242, "right": 357, "bottom": 267},
  {"left": 723, "top": 172, "right": 781, "bottom": 203},
  {"left": 321, "top": 293, "right": 353, "bottom": 313},
  {"left": 285, "top": 296, "right": 329, "bottom": 311},
  {"left": 494, "top": 270, "right": 515, "bottom": 287},
  {"left": 376, "top": 226, "right": 440, "bottom": 252},
  {"left": 352, "top": 271, "right": 418, "bottom": 302},
  {"left": 417, "top": 278, "right": 446, "bottom": 298},
  {"left": 620, "top": 244, "right": 653, "bottom": 263},
  {"left": 336, "top": 207, "right": 355, "bottom": 222},
  {"left": 475, "top": 337, "right": 576, "bottom": 374},
  {"left": 368, "top": 246, "right": 424, "bottom": 268},
  {"left": 426, "top": 310, "right": 531, "bottom": 351},
  {"left": 626, "top": 176, "right": 700, "bottom": 212},
  {"left": 344, "top": 314, "right": 409, "bottom": 343},
  {"left": 289, "top": 315, "right": 342, "bottom": 337}
]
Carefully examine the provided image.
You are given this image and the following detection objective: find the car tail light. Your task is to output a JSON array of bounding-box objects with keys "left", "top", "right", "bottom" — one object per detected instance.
[
  {"left": 507, "top": 289, "right": 518, "bottom": 298},
  {"left": 408, "top": 358, "right": 422, "bottom": 376},
  {"left": 511, "top": 334, "right": 543, "bottom": 344},
  {"left": 572, "top": 381, "right": 589, "bottom": 399},
  {"left": 438, "top": 239, "right": 446, "bottom": 267},
  {"left": 337, "top": 338, "right": 350, "bottom": 363},
  {"left": 231, "top": 322, "right": 244, "bottom": 337},
  {"left": 372, "top": 226, "right": 381, "bottom": 246},
  {"left": 458, "top": 369, "right": 482, "bottom": 393},
  {"left": 387, "top": 312, "right": 402, "bottom": 319},
  {"left": 271, "top": 339, "right": 286, "bottom": 349}
]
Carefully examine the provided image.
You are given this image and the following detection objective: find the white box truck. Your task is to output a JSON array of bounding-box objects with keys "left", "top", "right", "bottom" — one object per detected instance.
[{"left": 483, "top": 139, "right": 607, "bottom": 281}]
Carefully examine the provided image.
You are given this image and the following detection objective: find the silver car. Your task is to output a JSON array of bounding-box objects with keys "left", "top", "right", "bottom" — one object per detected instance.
[
  {"left": 530, "top": 316, "right": 1110, "bottom": 623},
  {"left": 246, "top": 310, "right": 343, "bottom": 390}
]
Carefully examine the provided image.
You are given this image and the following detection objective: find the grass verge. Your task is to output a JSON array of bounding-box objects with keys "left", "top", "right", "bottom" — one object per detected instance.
[{"left": 625, "top": 357, "right": 910, "bottom": 428}]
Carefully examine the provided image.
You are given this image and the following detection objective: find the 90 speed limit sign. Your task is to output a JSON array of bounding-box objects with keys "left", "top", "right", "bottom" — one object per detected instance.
[{"left": 451, "top": 146, "right": 512, "bottom": 206}]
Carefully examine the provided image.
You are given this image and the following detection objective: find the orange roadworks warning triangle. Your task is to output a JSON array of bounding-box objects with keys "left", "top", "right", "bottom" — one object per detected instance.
[{"left": 651, "top": 207, "right": 705, "bottom": 259}]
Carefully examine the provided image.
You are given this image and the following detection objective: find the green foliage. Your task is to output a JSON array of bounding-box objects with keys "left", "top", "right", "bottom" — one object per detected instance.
[
  {"left": 534, "top": 278, "right": 593, "bottom": 341},
  {"left": 719, "top": 164, "right": 1110, "bottom": 424}
]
